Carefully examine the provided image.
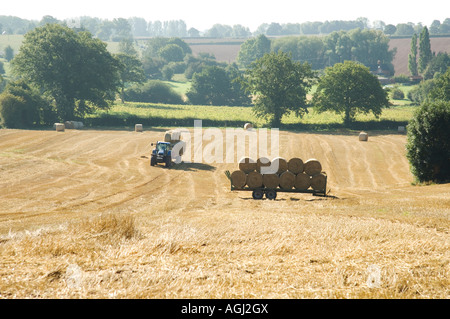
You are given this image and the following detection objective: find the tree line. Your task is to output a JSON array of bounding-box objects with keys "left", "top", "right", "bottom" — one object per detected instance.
[{"left": 1, "top": 15, "right": 450, "bottom": 39}]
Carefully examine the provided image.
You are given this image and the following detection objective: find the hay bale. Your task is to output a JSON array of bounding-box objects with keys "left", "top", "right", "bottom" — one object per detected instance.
[
  {"left": 164, "top": 131, "right": 172, "bottom": 142},
  {"left": 359, "top": 131, "right": 368, "bottom": 141},
  {"left": 246, "top": 171, "right": 263, "bottom": 189},
  {"left": 73, "top": 121, "right": 84, "bottom": 129},
  {"left": 171, "top": 130, "right": 181, "bottom": 141},
  {"left": 310, "top": 173, "right": 327, "bottom": 191},
  {"left": 279, "top": 171, "right": 295, "bottom": 189},
  {"left": 64, "top": 121, "right": 75, "bottom": 129},
  {"left": 244, "top": 123, "right": 253, "bottom": 130},
  {"left": 304, "top": 159, "right": 322, "bottom": 176},
  {"left": 135, "top": 124, "right": 143, "bottom": 132},
  {"left": 263, "top": 174, "right": 280, "bottom": 189},
  {"left": 288, "top": 157, "right": 304, "bottom": 174},
  {"left": 272, "top": 157, "right": 288, "bottom": 174},
  {"left": 55, "top": 123, "right": 65, "bottom": 132},
  {"left": 230, "top": 170, "right": 247, "bottom": 189},
  {"left": 256, "top": 157, "right": 271, "bottom": 173},
  {"left": 294, "top": 172, "right": 311, "bottom": 190},
  {"left": 238, "top": 157, "right": 257, "bottom": 174}
]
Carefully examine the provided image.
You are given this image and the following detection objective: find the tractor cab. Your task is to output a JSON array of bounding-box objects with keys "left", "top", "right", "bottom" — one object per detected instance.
[{"left": 150, "top": 141, "right": 172, "bottom": 167}]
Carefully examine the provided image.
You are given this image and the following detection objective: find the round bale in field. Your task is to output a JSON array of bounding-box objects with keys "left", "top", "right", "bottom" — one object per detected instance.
[
  {"left": 288, "top": 157, "right": 304, "bottom": 174},
  {"left": 135, "top": 124, "right": 143, "bottom": 132},
  {"left": 244, "top": 123, "right": 253, "bottom": 130},
  {"left": 263, "top": 173, "right": 280, "bottom": 189},
  {"left": 55, "top": 123, "right": 65, "bottom": 132},
  {"left": 272, "top": 157, "right": 288, "bottom": 174},
  {"left": 238, "top": 157, "right": 257, "bottom": 174},
  {"left": 294, "top": 172, "right": 311, "bottom": 190},
  {"left": 359, "top": 131, "right": 368, "bottom": 141},
  {"left": 304, "top": 159, "right": 322, "bottom": 176},
  {"left": 310, "top": 173, "right": 327, "bottom": 191},
  {"left": 231, "top": 170, "right": 247, "bottom": 189},
  {"left": 279, "top": 171, "right": 295, "bottom": 189},
  {"left": 246, "top": 171, "right": 263, "bottom": 188},
  {"left": 256, "top": 157, "right": 271, "bottom": 173}
]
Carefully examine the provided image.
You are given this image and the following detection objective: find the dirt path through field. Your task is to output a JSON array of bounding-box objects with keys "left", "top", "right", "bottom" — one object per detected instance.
[{"left": 0, "top": 128, "right": 449, "bottom": 234}]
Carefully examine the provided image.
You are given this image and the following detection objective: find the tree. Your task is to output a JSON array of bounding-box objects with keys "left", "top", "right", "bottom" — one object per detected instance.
[
  {"left": 4, "top": 45, "right": 14, "bottom": 62},
  {"left": 0, "top": 80, "right": 51, "bottom": 128},
  {"left": 237, "top": 35, "right": 271, "bottom": 68},
  {"left": 406, "top": 100, "right": 450, "bottom": 183},
  {"left": 12, "top": 24, "right": 120, "bottom": 121},
  {"left": 429, "top": 67, "right": 450, "bottom": 101},
  {"left": 186, "top": 66, "right": 234, "bottom": 106},
  {"left": 241, "top": 51, "right": 316, "bottom": 127},
  {"left": 114, "top": 53, "right": 145, "bottom": 102},
  {"left": 313, "top": 61, "right": 389, "bottom": 126},
  {"left": 408, "top": 33, "right": 418, "bottom": 76},
  {"left": 418, "top": 26, "right": 432, "bottom": 74},
  {"left": 423, "top": 53, "right": 450, "bottom": 80}
]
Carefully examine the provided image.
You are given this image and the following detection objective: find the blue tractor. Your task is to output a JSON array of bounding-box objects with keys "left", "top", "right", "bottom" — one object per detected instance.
[{"left": 150, "top": 141, "right": 173, "bottom": 168}]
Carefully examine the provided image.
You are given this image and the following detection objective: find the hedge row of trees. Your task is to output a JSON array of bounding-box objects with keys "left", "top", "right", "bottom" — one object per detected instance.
[
  {"left": 2, "top": 15, "right": 450, "bottom": 38},
  {"left": 237, "top": 29, "right": 395, "bottom": 72}
]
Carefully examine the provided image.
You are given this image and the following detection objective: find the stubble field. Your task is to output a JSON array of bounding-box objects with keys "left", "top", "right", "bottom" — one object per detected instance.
[{"left": 0, "top": 128, "right": 448, "bottom": 298}]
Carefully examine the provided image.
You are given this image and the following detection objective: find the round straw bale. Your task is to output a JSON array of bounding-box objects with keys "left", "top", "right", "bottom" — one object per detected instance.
[
  {"left": 135, "top": 124, "right": 143, "bottom": 132},
  {"left": 171, "top": 130, "right": 181, "bottom": 141},
  {"left": 246, "top": 171, "right": 263, "bottom": 188},
  {"left": 64, "top": 121, "right": 75, "bottom": 129},
  {"left": 256, "top": 157, "right": 271, "bottom": 173},
  {"left": 164, "top": 131, "right": 172, "bottom": 142},
  {"left": 244, "top": 123, "right": 253, "bottom": 130},
  {"left": 304, "top": 159, "right": 322, "bottom": 176},
  {"left": 310, "top": 173, "right": 327, "bottom": 191},
  {"left": 238, "top": 157, "right": 257, "bottom": 174},
  {"left": 272, "top": 157, "right": 288, "bottom": 174},
  {"left": 288, "top": 157, "right": 304, "bottom": 174},
  {"left": 279, "top": 171, "right": 295, "bottom": 189},
  {"left": 263, "top": 174, "right": 280, "bottom": 189},
  {"left": 295, "top": 172, "right": 311, "bottom": 190},
  {"left": 359, "top": 131, "right": 368, "bottom": 141},
  {"left": 73, "top": 121, "right": 84, "bottom": 129},
  {"left": 230, "top": 170, "right": 247, "bottom": 189},
  {"left": 55, "top": 123, "right": 65, "bottom": 132}
]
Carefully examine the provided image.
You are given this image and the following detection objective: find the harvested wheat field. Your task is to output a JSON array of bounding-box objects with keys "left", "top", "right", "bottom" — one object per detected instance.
[{"left": 0, "top": 128, "right": 448, "bottom": 299}]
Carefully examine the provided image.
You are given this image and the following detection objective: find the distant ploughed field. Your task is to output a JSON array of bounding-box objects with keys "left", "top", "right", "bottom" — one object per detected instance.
[{"left": 185, "top": 36, "right": 450, "bottom": 76}]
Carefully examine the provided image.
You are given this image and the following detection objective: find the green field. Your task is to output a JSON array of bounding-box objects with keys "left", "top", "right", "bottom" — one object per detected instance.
[{"left": 87, "top": 101, "right": 415, "bottom": 130}]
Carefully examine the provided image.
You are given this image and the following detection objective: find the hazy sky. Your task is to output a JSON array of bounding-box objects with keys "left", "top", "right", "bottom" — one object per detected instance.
[{"left": 3, "top": 0, "right": 448, "bottom": 31}]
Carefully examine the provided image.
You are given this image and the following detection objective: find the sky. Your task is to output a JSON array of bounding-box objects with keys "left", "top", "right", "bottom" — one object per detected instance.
[{"left": 2, "top": 0, "right": 448, "bottom": 32}]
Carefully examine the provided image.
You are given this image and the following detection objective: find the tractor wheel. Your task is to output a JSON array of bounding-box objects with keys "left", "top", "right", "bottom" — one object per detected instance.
[
  {"left": 165, "top": 157, "right": 171, "bottom": 168},
  {"left": 150, "top": 156, "right": 156, "bottom": 166},
  {"left": 265, "top": 190, "right": 277, "bottom": 200},
  {"left": 252, "top": 189, "right": 264, "bottom": 200}
]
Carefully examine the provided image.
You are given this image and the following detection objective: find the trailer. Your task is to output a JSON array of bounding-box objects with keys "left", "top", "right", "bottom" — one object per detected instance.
[{"left": 224, "top": 170, "right": 328, "bottom": 200}]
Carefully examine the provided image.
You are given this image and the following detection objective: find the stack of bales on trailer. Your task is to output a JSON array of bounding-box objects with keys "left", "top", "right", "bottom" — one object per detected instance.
[{"left": 230, "top": 156, "right": 327, "bottom": 192}]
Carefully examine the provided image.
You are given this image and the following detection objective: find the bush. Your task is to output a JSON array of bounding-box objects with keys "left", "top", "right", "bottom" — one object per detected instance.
[
  {"left": 390, "top": 87, "right": 405, "bottom": 100},
  {"left": 123, "top": 80, "right": 184, "bottom": 104},
  {"left": 406, "top": 100, "right": 450, "bottom": 183},
  {"left": 0, "top": 81, "right": 54, "bottom": 127}
]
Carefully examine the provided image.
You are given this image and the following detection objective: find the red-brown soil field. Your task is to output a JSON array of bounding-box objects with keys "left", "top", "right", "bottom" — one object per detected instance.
[{"left": 186, "top": 37, "right": 450, "bottom": 76}]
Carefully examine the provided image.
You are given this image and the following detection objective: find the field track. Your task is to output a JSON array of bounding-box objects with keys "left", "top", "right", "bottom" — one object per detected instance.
[
  {"left": 1, "top": 128, "right": 448, "bottom": 233},
  {"left": 0, "top": 128, "right": 449, "bottom": 298}
]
